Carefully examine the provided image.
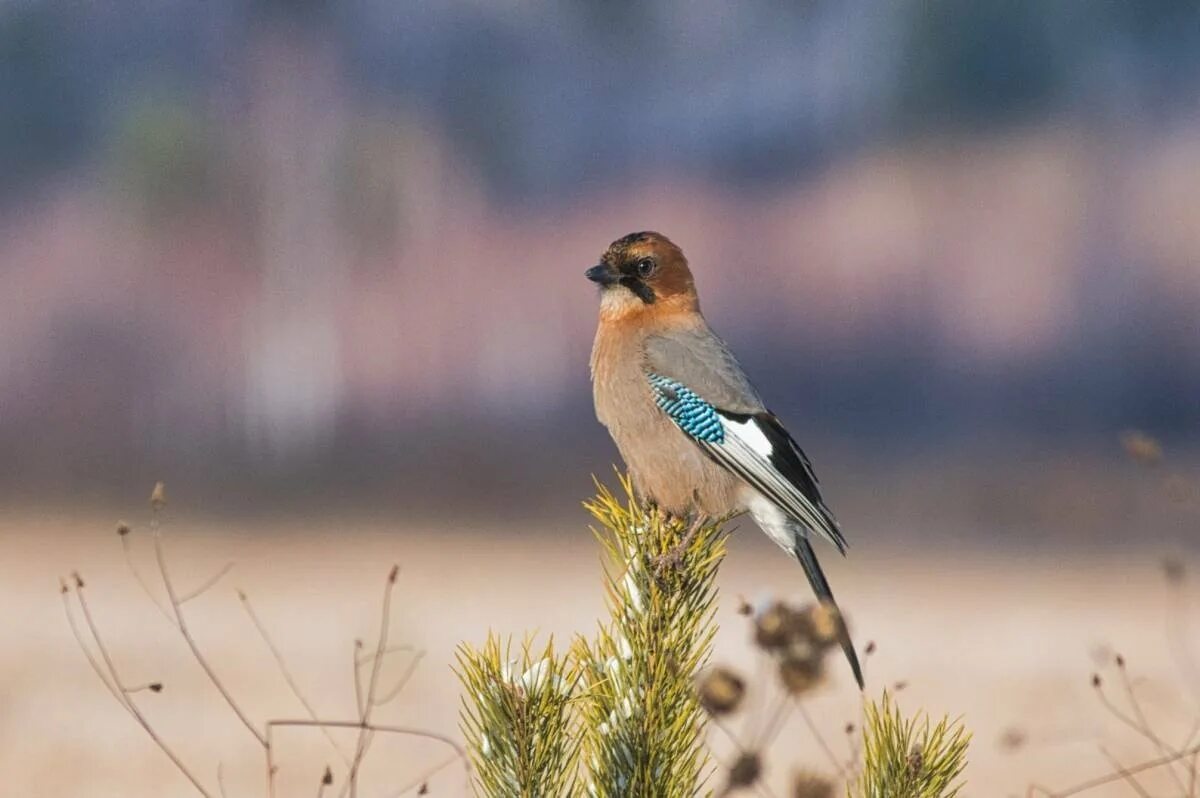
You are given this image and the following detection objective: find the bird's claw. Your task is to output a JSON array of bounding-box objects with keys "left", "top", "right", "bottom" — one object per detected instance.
[{"left": 652, "top": 544, "right": 686, "bottom": 577}]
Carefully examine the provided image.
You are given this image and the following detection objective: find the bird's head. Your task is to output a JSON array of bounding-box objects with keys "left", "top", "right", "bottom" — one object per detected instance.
[{"left": 586, "top": 231, "right": 697, "bottom": 319}]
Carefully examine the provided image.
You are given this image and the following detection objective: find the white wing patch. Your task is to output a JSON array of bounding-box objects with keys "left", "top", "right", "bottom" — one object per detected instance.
[
  {"left": 724, "top": 416, "right": 773, "bottom": 457},
  {"left": 696, "top": 411, "right": 848, "bottom": 554}
]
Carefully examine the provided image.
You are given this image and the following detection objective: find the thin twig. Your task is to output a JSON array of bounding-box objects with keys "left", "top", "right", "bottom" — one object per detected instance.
[
  {"left": 354, "top": 645, "right": 417, "bottom": 668},
  {"left": 1094, "top": 668, "right": 1188, "bottom": 792},
  {"left": 217, "top": 763, "right": 229, "bottom": 798},
  {"left": 706, "top": 710, "right": 748, "bottom": 754},
  {"left": 372, "top": 651, "right": 426, "bottom": 707},
  {"left": 353, "top": 640, "right": 365, "bottom": 718},
  {"left": 66, "top": 574, "right": 213, "bottom": 797},
  {"left": 381, "top": 751, "right": 460, "bottom": 798},
  {"left": 239, "top": 588, "right": 353, "bottom": 767},
  {"left": 343, "top": 565, "right": 400, "bottom": 798},
  {"left": 754, "top": 695, "right": 793, "bottom": 751},
  {"left": 1098, "top": 746, "right": 1151, "bottom": 798},
  {"left": 1027, "top": 740, "right": 1200, "bottom": 797},
  {"left": 120, "top": 532, "right": 176, "bottom": 625},
  {"left": 1117, "top": 657, "right": 1189, "bottom": 791},
  {"left": 179, "top": 562, "right": 236, "bottom": 604},
  {"left": 845, "top": 719, "right": 863, "bottom": 782},
  {"left": 796, "top": 701, "right": 848, "bottom": 779},
  {"left": 742, "top": 654, "right": 771, "bottom": 744},
  {"left": 61, "top": 582, "right": 125, "bottom": 706},
  {"left": 125, "top": 681, "right": 164, "bottom": 694},
  {"left": 268, "top": 719, "right": 468, "bottom": 795},
  {"left": 152, "top": 512, "right": 267, "bottom": 747}
]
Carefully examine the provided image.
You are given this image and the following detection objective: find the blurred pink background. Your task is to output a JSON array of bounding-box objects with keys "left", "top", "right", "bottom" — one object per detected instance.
[
  {"left": 2, "top": 2, "right": 1198, "bottom": 528},
  {"left": 3, "top": 4, "right": 1200, "bottom": 796}
]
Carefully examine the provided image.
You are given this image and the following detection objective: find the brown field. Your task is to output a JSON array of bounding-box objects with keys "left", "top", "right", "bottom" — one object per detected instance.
[{"left": 4, "top": 509, "right": 1195, "bottom": 798}]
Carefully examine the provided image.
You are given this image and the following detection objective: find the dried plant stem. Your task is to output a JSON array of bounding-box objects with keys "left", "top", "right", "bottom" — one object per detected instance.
[
  {"left": 796, "top": 701, "right": 849, "bottom": 780},
  {"left": 1098, "top": 747, "right": 1151, "bottom": 798},
  {"left": 381, "top": 751, "right": 462, "bottom": 798},
  {"left": 342, "top": 565, "right": 400, "bottom": 798},
  {"left": 1027, "top": 740, "right": 1200, "bottom": 797},
  {"left": 846, "top": 720, "right": 863, "bottom": 776},
  {"left": 352, "top": 640, "right": 365, "bottom": 717},
  {"left": 1094, "top": 672, "right": 1188, "bottom": 793},
  {"left": 120, "top": 533, "right": 175, "bottom": 625},
  {"left": 269, "top": 719, "right": 468, "bottom": 794},
  {"left": 63, "top": 576, "right": 214, "bottom": 797},
  {"left": 239, "top": 589, "right": 353, "bottom": 768},
  {"left": 1117, "top": 662, "right": 1191, "bottom": 792},
  {"left": 355, "top": 644, "right": 418, "bottom": 667},
  {"left": 179, "top": 561, "right": 236, "bottom": 603},
  {"left": 754, "top": 695, "right": 793, "bottom": 750},
  {"left": 372, "top": 651, "right": 425, "bottom": 706},
  {"left": 152, "top": 516, "right": 268, "bottom": 748}
]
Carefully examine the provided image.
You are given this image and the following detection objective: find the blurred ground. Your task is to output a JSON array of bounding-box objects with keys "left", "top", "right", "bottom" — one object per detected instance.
[{"left": 6, "top": 506, "right": 1197, "bottom": 798}]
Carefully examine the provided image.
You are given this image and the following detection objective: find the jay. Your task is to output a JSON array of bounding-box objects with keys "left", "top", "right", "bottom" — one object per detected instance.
[{"left": 587, "top": 231, "right": 864, "bottom": 689}]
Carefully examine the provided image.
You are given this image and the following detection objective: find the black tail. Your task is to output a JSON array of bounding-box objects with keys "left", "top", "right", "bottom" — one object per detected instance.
[{"left": 792, "top": 535, "right": 864, "bottom": 690}]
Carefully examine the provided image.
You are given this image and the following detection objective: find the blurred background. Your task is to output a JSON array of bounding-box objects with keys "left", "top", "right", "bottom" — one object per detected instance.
[{"left": 3, "top": 1, "right": 1199, "bottom": 796}]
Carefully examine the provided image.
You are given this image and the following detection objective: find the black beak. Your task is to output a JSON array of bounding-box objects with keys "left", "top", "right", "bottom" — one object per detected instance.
[{"left": 586, "top": 263, "right": 618, "bottom": 286}]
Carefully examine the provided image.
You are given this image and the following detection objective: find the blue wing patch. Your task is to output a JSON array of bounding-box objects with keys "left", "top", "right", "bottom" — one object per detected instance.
[{"left": 646, "top": 373, "right": 725, "bottom": 443}]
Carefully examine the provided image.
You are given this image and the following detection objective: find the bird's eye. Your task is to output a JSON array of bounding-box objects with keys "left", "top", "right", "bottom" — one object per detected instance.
[{"left": 636, "top": 258, "right": 656, "bottom": 278}]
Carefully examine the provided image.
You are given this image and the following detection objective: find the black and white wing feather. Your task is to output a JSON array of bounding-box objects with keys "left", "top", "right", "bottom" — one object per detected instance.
[
  {"left": 701, "top": 408, "right": 846, "bottom": 554},
  {"left": 644, "top": 329, "right": 847, "bottom": 554}
]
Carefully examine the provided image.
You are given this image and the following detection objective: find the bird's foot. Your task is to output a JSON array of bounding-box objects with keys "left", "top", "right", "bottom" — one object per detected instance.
[
  {"left": 652, "top": 546, "right": 685, "bottom": 577},
  {"left": 652, "top": 514, "right": 707, "bottom": 577}
]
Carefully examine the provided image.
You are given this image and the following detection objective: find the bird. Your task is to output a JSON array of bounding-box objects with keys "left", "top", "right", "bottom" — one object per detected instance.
[{"left": 586, "top": 230, "right": 864, "bottom": 689}]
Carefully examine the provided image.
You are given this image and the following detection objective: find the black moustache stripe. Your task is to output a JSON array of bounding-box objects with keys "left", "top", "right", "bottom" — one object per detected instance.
[{"left": 620, "top": 276, "right": 656, "bottom": 304}]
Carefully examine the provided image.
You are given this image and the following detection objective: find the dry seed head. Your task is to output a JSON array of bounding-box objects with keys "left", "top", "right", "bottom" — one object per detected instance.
[
  {"left": 755, "top": 601, "right": 793, "bottom": 650},
  {"left": 116, "top": 521, "right": 131, "bottom": 536},
  {"left": 149, "top": 481, "right": 167, "bottom": 510},
  {"left": 1091, "top": 673, "right": 1102, "bottom": 688},
  {"left": 417, "top": 783, "right": 428, "bottom": 795},
  {"left": 864, "top": 640, "right": 877, "bottom": 656},
  {"left": 806, "top": 602, "right": 842, "bottom": 648},
  {"left": 322, "top": 767, "right": 333, "bottom": 785},
  {"left": 779, "top": 651, "right": 825, "bottom": 695},
  {"left": 697, "top": 666, "right": 746, "bottom": 716},
  {"left": 784, "top": 637, "right": 819, "bottom": 665},
  {"left": 727, "top": 752, "right": 762, "bottom": 789},
  {"left": 792, "top": 771, "right": 834, "bottom": 798},
  {"left": 148, "top": 682, "right": 163, "bottom": 693}
]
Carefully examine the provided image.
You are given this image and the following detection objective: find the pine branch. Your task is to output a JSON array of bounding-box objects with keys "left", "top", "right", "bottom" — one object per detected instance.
[
  {"left": 575, "top": 475, "right": 727, "bottom": 798},
  {"left": 457, "top": 635, "right": 580, "bottom": 797},
  {"left": 850, "top": 691, "right": 970, "bottom": 798}
]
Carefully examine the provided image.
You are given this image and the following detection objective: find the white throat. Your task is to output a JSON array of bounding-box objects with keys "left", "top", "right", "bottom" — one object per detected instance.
[{"left": 599, "top": 286, "right": 648, "bottom": 320}]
